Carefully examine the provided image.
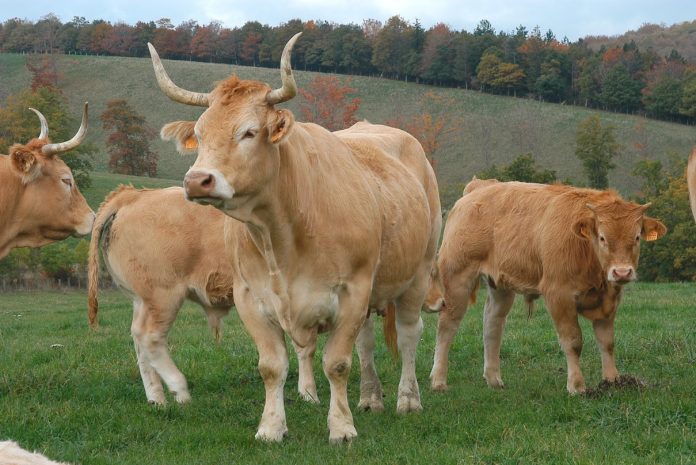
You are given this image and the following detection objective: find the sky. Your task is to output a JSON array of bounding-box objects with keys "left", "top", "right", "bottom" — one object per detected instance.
[{"left": 2, "top": 0, "right": 696, "bottom": 41}]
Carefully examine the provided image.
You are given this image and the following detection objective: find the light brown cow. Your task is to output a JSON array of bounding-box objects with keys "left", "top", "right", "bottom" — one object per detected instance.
[
  {"left": 425, "top": 180, "right": 666, "bottom": 394},
  {"left": 688, "top": 147, "right": 696, "bottom": 222},
  {"left": 87, "top": 186, "right": 234, "bottom": 405},
  {"left": 0, "top": 104, "right": 94, "bottom": 259},
  {"left": 149, "top": 33, "right": 441, "bottom": 443}
]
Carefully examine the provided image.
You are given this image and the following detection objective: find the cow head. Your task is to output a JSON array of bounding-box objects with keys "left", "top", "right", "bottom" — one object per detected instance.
[
  {"left": 4, "top": 104, "right": 94, "bottom": 249},
  {"left": 150, "top": 33, "right": 301, "bottom": 220},
  {"left": 572, "top": 199, "right": 667, "bottom": 284}
]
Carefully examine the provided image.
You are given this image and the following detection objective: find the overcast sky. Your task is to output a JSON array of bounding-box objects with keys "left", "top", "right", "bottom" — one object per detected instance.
[{"left": 3, "top": 0, "right": 696, "bottom": 41}]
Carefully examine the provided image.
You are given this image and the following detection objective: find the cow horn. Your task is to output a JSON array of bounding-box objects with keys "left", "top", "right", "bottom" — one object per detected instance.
[
  {"left": 42, "top": 102, "right": 88, "bottom": 156},
  {"left": 638, "top": 202, "right": 652, "bottom": 212},
  {"left": 28, "top": 108, "right": 49, "bottom": 139},
  {"left": 148, "top": 43, "right": 210, "bottom": 107},
  {"left": 266, "top": 32, "right": 302, "bottom": 105}
]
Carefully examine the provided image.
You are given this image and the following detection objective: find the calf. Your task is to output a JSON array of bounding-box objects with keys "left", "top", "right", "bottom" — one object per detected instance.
[
  {"left": 88, "top": 186, "right": 234, "bottom": 405},
  {"left": 426, "top": 180, "right": 666, "bottom": 394},
  {"left": 0, "top": 105, "right": 93, "bottom": 259}
]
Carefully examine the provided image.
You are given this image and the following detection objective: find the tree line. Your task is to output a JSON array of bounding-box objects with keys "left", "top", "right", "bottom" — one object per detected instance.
[{"left": 2, "top": 15, "right": 696, "bottom": 124}]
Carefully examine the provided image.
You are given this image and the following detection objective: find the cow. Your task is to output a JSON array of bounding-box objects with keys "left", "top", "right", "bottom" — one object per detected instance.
[
  {"left": 688, "top": 147, "right": 696, "bottom": 222},
  {"left": 0, "top": 440, "right": 70, "bottom": 465},
  {"left": 425, "top": 179, "right": 666, "bottom": 394},
  {"left": 148, "top": 33, "right": 441, "bottom": 443},
  {"left": 0, "top": 104, "right": 94, "bottom": 259},
  {"left": 87, "top": 186, "right": 234, "bottom": 405}
]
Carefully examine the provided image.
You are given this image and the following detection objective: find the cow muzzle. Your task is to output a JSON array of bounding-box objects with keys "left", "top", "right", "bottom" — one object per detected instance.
[
  {"left": 183, "top": 168, "right": 235, "bottom": 206},
  {"left": 608, "top": 266, "right": 636, "bottom": 283}
]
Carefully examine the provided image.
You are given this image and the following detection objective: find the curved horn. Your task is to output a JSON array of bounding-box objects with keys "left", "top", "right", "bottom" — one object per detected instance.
[
  {"left": 42, "top": 102, "right": 88, "bottom": 156},
  {"left": 28, "top": 108, "right": 49, "bottom": 139},
  {"left": 148, "top": 43, "right": 210, "bottom": 107},
  {"left": 266, "top": 32, "right": 302, "bottom": 105}
]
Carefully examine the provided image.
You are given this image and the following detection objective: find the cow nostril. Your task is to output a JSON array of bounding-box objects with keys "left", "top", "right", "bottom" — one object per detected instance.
[{"left": 201, "top": 175, "right": 213, "bottom": 188}]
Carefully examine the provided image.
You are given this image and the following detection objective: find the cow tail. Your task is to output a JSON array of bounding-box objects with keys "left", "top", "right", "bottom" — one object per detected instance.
[
  {"left": 384, "top": 302, "right": 399, "bottom": 359},
  {"left": 469, "top": 278, "right": 480, "bottom": 306},
  {"left": 88, "top": 191, "right": 123, "bottom": 329}
]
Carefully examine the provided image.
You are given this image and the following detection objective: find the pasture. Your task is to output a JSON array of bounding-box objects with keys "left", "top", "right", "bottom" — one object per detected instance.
[{"left": 0, "top": 284, "right": 694, "bottom": 464}]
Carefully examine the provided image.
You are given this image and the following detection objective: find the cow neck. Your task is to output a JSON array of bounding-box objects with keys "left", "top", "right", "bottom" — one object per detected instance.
[{"left": 0, "top": 157, "right": 23, "bottom": 258}]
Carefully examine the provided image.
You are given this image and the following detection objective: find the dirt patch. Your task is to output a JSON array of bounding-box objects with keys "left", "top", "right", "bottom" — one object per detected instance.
[{"left": 583, "top": 374, "right": 649, "bottom": 398}]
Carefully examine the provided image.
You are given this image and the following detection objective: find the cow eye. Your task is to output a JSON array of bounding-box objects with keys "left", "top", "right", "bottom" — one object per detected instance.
[
  {"left": 599, "top": 235, "right": 606, "bottom": 243},
  {"left": 61, "top": 178, "right": 73, "bottom": 188},
  {"left": 242, "top": 130, "right": 256, "bottom": 139},
  {"left": 635, "top": 234, "right": 640, "bottom": 242}
]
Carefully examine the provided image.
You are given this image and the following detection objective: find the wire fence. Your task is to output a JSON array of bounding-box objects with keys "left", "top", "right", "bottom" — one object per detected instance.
[{"left": 0, "top": 275, "right": 115, "bottom": 292}]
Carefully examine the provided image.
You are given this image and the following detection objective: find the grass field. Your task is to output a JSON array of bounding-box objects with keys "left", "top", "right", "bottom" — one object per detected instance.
[
  {"left": 0, "top": 284, "right": 694, "bottom": 464},
  {"left": 2, "top": 53, "right": 695, "bottom": 207}
]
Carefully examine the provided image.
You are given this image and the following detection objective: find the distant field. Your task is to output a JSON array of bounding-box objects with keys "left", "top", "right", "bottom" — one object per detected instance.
[
  {"left": 81, "top": 172, "right": 179, "bottom": 210},
  {"left": 0, "top": 284, "right": 694, "bottom": 464},
  {"left": 2, "top": 53, "right": 695, "bottom": 207}
]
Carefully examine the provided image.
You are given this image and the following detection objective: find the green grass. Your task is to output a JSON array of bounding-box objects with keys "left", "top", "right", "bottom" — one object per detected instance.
[
  {"left": 2, "top": 53, "right": 695, "bottom": 207},
  {"left": 80, "top": 172, "right": 179, "bottom": 210},
  {"left": 0, "top": 284, "right": 694, "bottom": 464}
]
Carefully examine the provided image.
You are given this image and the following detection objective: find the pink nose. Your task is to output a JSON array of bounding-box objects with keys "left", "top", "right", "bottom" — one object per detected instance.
[
  {"left": 612, "top": 267, "right": 634, "bottom": 281},
  {"left": 184, "top": 171, "right": 215, "bottom": 199}
]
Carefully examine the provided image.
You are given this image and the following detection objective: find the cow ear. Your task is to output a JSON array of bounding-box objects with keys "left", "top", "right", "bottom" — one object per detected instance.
[
  {"left": 9, "top": 144, "right": 40, "bottom": 182},
  {"left": 572, "top": 216, "right": 596, "bottom": 240},
  {"left": 268, "top": 109, "right": 294, "bottom": 144},
  {"left": 161, "top": 121, "right": 197, "bottom": 154},
  {"left": 642, "top": 216, "right": 667, "bottom": 241}
]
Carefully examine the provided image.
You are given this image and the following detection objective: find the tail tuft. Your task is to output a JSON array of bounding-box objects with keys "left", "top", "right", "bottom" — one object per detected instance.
[{"left": 383, "top": 302, "right": 398, "bottom": 360}]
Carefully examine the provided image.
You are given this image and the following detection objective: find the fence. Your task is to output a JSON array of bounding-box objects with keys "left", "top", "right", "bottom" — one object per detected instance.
[{"left": 0, "top": 275, "right": 115, "bottom": 292}]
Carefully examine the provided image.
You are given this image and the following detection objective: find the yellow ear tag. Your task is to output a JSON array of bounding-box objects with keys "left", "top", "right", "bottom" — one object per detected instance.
[
  {"left": 646, "top": 231, "right": 658, "bottom": 241},
  {"left": 184, "top": 137, "right": 197, "bottom": 150}
]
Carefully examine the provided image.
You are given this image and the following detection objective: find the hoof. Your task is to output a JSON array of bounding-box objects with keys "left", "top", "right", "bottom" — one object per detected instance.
[
  {"left": 396, "top": 395, "right": 423, "bottom": 414},
  {"left": 329, "top": 425, "right": 357, "bottom": 444},
  {"left": 255, "top": 426, "right": 288, "bottom": 442},
  {"left": 430, "top": 381, "right": 448, "bottom": 392},
  {"left": 174, "top": 391, "right": 192, "bottom": 404},
  {"left": 358, "top": 396, "right": 385, "bottom": 412}
]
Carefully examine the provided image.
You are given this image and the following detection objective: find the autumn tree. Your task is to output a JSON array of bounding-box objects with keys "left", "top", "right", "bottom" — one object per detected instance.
[
  {"left": 101, "top": 99, "right": 158, "bottom": 177},
  {"left": 298, "top": 75, "right": 361, "bottom": 131},
  {"left": 26, "top": 55, "right": 60, "bottom": 91},
  {"left": 476, "top": 52, "right": 525, "bottom": 94},
  {"left": 385, "top": 91, "right": 459, "bottom": 167},
  {"left": 575, "top": 114, "right": 620, "bottom": 188}
]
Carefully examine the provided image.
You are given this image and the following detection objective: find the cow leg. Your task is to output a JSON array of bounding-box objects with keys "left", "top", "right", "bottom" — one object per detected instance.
[
  {"left": 395, "top": 289, "right": 425, "bottom": 414},
  {"left": 592, "top": 317, "right": 619, "bottom": 383},
  {"left": 323, "top": 283, "right": 371, "bottom": 444},
  {"left": 546, "top": 294, "right": 585, "bottom": 394},
  {"left": 430, "top": 270, "right": 478, "bottom": 391},
  {"left": 292, "top": 338, "right": 319, "bottom": 403},
  {"left": 131, "top": 299, "right": 165, "bottom": 405},
  {"left": 235, "top": 289, "right": 289, "bottom": 442},
  {"left": 137, "top": 294, "right": 190, "bottom": 403},
  {"left": 482, "top": 287, "right": 515, "bottom": 388},
  {"left": 356, "top": 316, "right": 384, "bottom": 412}
]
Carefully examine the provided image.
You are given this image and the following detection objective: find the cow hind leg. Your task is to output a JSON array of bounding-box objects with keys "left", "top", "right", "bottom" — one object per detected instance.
[
  {"left": 292, "top": 338, "right": 319, "bottom": 403},
  {"left": 135, "top": 292, "right": 191, "bottom": 403},
  {"left": 395, "top": 295, "right": 424, "bottom": 414},
  {"left": 356, "top": 316, "right": 384, "bottom": 412},
  {"left": 131, "top": 299, "right": 166, "bottom": 405},
  {"left": 430, "top": 268, "right": 479, "bottom": 391},
  {"left": 482, "top": 287, "right": 516, "bottom": 389}
]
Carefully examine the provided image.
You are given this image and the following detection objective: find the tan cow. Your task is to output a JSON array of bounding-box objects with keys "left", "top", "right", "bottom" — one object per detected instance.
[
  {"left": 0, "top": 104, "right": 93, "bottom": 259},
  {"left": 688, "top": 147, "right": 696, "bottom": 222},
  {"left": 149, "top": 33, "right": 441, "bottom": 443},
  {"left": 87, "top": 186, "right": 234, "bottom": 405},
  {"left": 425, "top": 180, "right": 666, "bottom": 394}
]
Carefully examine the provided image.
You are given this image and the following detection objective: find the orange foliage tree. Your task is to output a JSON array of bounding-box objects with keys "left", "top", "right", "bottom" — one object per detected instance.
[
  {"left": 298, "top": 75, "right": 361, "bottom": 131},
  {"left": 385, "top": 91, "right": 459, "bottom": 167}
]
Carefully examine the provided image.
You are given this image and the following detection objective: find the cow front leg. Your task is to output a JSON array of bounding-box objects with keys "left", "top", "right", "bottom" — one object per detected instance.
[
  {"left": 546, "top": 294, "right": 585, "bottom": 394},
  {"left": 292, "top": 337, "right": 319, "bottom": 403},
  {"left": 235, "top": 289, "right": 289, "bottom": 442},
  {"left": 356, "top": 316, "right": 384, "bottom": 412},
  {"left": 482, "top": 287, "right": 515, "bottom": 389},
  {"left": 323, "top": 283, "right": 370, "bottom": 444},
  {"left": 592, "top": 317, "right": 619, "bottom": 383}
]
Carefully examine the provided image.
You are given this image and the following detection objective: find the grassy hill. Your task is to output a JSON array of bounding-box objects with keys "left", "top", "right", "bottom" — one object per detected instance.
[
  {"left": 81, "top": 172, "right": 179, "bottom": 210},
  {"left": 2, "top": 52, "right": 695, "bottom": 207}
]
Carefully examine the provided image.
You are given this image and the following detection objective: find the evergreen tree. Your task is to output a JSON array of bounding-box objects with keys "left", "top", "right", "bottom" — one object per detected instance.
[
  {"left": 600, "top": 65, "right": 642, "bottom": 112},
  {"left": 575, "top": 114, "right": 620, "bottom": 188}
]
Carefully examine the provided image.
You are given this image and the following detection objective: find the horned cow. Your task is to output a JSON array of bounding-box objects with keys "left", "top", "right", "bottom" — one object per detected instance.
[{"left": 149, "top": 33, "right": 441, "bottom": 443}]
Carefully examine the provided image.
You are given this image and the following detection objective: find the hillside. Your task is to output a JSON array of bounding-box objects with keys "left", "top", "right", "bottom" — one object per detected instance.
[
  {"left": 584, "top": 20, "right": 696, "bottom": 62},
  {"left": 1, "top": 53, "right": 695, "bottom": 207}
]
